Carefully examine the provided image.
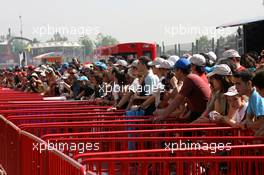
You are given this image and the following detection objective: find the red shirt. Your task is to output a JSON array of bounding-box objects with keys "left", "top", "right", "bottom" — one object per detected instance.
[
  {"left": 179, "top": 74, "right": 211, "bottom": 113},
  {"left": 199, "top": 73, "right": 209, "bottom": 84}
]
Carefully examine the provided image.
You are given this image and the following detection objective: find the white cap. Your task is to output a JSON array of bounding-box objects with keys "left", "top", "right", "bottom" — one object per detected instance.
[
  {"left": 148, "top": 57, "right": 165, "bottom": 66},
  {"left": 113, "top": 60, "right": 128, "bottom": 67},
  {"left": 128, "top": 60, "right": 139, "bottom": 68},
  {"left": 83, "top": 64, "right": 94, "bottom": 70},
  {"left": 223, "top": 49, "right": 241, "bottom": 59},
  {"left": 41, "top": 65, "right": 47, "bottom": 70},
  {"left": 168, "top": 55, "right": 179, "bottom": 65},
  {"left": 207, "top": 51, "right": 217, "bottom": 61},
  {"left": 207, "top": 64, "right": 232, "bottom": 77},
  {"left": 224, "top": 86, "right": 239, "bottom": 96},
  {"left": 190, "top": 54, "right": 206, "bottom": 66},
  {"left": 155, "top": 60, "right": 171, "bottom": 69},
  {"left": 34, "top": 67, "right": 42, "bottom": 72},
  {"left": 31, "top": 73, "right": 39, "bottom": 78}
]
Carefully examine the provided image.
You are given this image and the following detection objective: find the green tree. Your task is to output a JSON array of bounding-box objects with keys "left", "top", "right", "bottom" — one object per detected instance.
[
  {"left": 95, "top": 33, "right": 118, "bottom": 47},
  {"left": 79, "top": 36, "right": 94, "bottom": 55},
  {"left": 196, "top": 36, "right": 212, "bottom": 53}
]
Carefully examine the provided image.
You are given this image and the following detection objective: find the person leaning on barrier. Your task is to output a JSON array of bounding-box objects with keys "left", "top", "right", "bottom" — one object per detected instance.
[
  {"left": 210, "top": 86, "right": 248, "bottom": 127},
  {"left": 128, "top": 56, "right": 159, "bottom": 115},
  {"left": 193, "top": 64, "right": 234, "bottom": 123},
  {"left": 108, "top": 60, "right": 141, "bottom": 111},
  {"left": 190, "top": 54, "right": 208, "bottom": 83},
  {"left": 74, "top": 76, "right": 94, "bottom": 100},
  {"left": 27, "top": 73, "right": 45, "bottom": 93},
  {"left": 252, "top": 70, "right": 264, "bottom": 97},
  {"left": 153, "top": 58, "right": 211, "bottom": 123},
  {"left": 233, "top": 70, "right": 264, "bottom": 136}
]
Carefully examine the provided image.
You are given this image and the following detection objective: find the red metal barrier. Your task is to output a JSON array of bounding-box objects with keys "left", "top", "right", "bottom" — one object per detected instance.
[
  {"left": 1, "top": 88, "right": 262, "bottom": 175},
  {"left": 0, "top": 117, "right": 21, "bottom": 175},
  {"left": 21, "top": 123, "right": 220, "bottom": 138},
  {"left": 42, "top": 127, "right": 242, "bottom": 140},
  {"left": 1, "top": 110, "right": 88, "bottom": 175},
  {"left": 0, "top": 116, "right": 7, "bottom": 172},
  {"left": 20, "top": 131, "right": 87, "bottom": 175},
  {"left": 8, "top": 115, "right": 151, "bottom": 125},
  {"left": 0, "top": 108, "right": 125, "bottom": 116},
  {"left": 79, "top": 156, "right": 264, "bottom": 175},
  {"left": 74, "top": 146, "right": 264, "bottom": 175},
  {"left": 42, "top": 136, "right": 264, "bottom": 157}
]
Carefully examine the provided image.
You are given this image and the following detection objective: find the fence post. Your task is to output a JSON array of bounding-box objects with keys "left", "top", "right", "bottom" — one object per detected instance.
[
  {"left": 162, "top": 41, "right": 165, "bottom": 55},
  {"left": 191, "top": 42, "right": 195, "bottom": 55},
  {"left": 212, "top": 38, "right": 215, "bottom": 52},
  {"left": 195, "top": 40, "right": 199, "bottom": 53},
  {"left": 174, "top": 44, "right": 177, "bottom": 55},
  {"left": 216, "top": 39, "right": 220, "bottom": 58},
  {"left": 178, "top": 44, "right": 181, "bottom": 57}
]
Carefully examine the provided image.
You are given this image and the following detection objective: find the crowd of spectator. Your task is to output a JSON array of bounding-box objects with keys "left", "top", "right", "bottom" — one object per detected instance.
[{"left": 1, "top": 49, "right": 264, "bottom": 135}]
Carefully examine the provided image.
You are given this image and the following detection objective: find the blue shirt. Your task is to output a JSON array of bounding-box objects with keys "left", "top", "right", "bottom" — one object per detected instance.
[{"left": 247, "top": 88, "right": 264, "bottom": 118}]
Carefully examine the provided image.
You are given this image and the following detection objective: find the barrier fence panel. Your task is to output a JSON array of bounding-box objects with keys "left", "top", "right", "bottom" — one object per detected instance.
[
  {"left": 4, "top": 120, "right": 21, "bottom": 175},
  {"left": 80, "top": 156, "right": 264, "bottom": 175},
  {"left": 8, "top": 115, "right": 151, "bottom": 125},
  {"left": 20, "top": 131, "right": 87, "bottom": 175},
  {"left": 42, "top": 136, "right": 264, "bottom": 158},
  {"left": 21, "top": 123, "right": 224, "bottom": 138},
  {"left": 0, "top": 88, "right": 263, "bottom": 175},
  {"left": 42, "top": 127, "right": 243, "bottom": 140},
  {"left": 0, "top": 108, "right": 125, "bottom": 116},
  {"left": 0, "top": 116, "right": 7, "bottom": 171}
]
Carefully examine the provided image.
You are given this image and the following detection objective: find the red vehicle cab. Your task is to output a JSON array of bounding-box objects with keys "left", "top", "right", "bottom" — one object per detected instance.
[{"left": 93, "top": 42, "right": 157, "bottom": 60}]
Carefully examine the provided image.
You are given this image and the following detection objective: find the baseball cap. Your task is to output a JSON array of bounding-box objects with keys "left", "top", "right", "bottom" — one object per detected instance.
[
  {"left": 206, "top": 51, "right": 217, "bottom": 62},
  {"left": 155, "top": 60, "right": 171, "bottom": 69},
  {"left": 224, "top": 86, "right": 239, "bottom": 96},
  {"left": 128, "top": 60, "right": 139, "bottom": 68},
  {"left": 31, "top": 73, "right": 39, "bottom": 79},
  {"left": 207, "top": 64, "right": 232, "bottom": 77},
  {"left": 34, "top": 67, "right": 42, "bottom": 73},
  {"left": 223, "top": 49, "right": 241, "bottom": 59},
  {"left": 61, "top": 62, "right": 69, "bottom": 69},
  {"left": 174, "top": 58, "right": 191, "bottom": 70},
  {"left": 148, "top": 57, "right": 165, "bottom": 66},
  {"left": 78, "top": 76, "right": 89, "bottom": 81},
  {"left": 83, "top": 63, "right": 94, "bottom": 70},
  {"left": 168, "top": 55, "right": 179, "bottom": 65},
  {"left": 41, "top": 65, "right": 47, "bottom": 70},
  {"left": 113, "top": 60, "right": 128, "bottom": 67},
  {"left": 190, "top": 54, "right": 206, "bottom": 66},
  {"left": 94, "top": 61, "right": 108, "bottom": 70}
]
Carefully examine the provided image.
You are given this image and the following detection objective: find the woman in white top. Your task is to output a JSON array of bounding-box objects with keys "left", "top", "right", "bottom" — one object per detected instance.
[{"left": 211, "top": 86, "right": 248, "bottom": 127}]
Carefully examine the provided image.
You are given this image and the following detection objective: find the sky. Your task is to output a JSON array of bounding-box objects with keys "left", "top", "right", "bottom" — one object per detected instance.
[{"left": 1, "top": 0, "right": 264, "bottom": 45}]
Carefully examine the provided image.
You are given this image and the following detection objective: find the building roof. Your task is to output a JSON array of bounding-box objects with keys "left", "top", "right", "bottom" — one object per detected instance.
[
  {"left": 32, "top": 41, "right": 84, "bottom": 48},
  {"left": 216, "top": 16, "right": 264, "bottom": 29}
]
